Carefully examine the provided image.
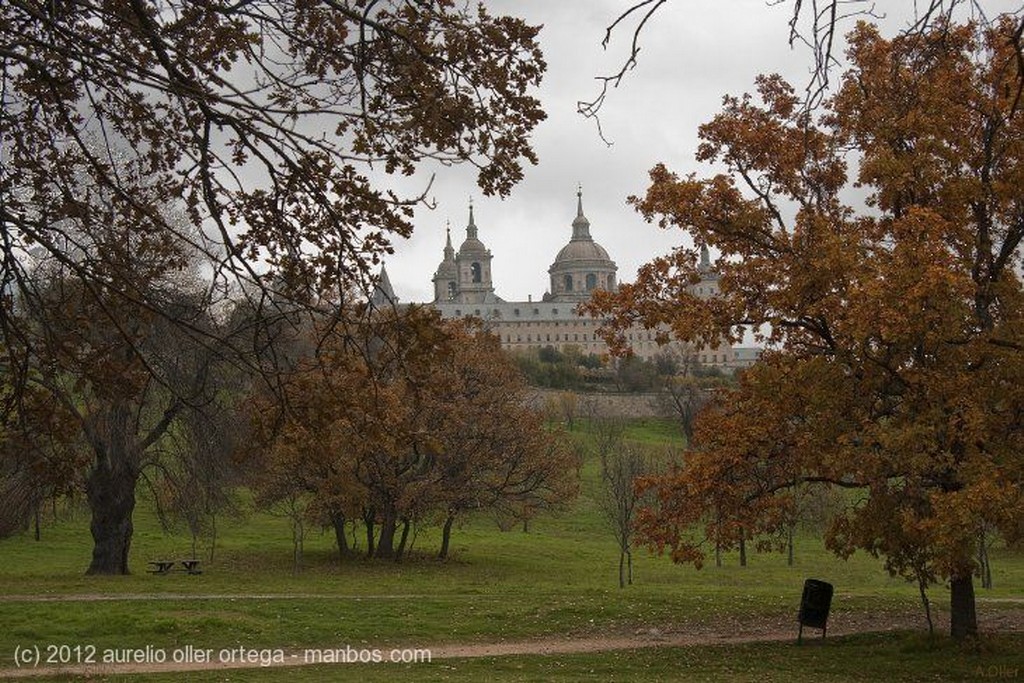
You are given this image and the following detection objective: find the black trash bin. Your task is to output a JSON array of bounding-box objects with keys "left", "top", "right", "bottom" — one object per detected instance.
[{"left": 797, "top": 578, "right": 833, "bottom": 643}]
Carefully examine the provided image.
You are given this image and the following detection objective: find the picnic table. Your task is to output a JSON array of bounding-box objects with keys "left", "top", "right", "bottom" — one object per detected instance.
[{"left": 147, "top": 559, "right": 202, "bottom": 575}]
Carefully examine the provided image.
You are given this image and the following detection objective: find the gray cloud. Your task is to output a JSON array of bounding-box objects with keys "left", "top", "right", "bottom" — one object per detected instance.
[{"left": 383, "top": 0, "right": 1022, "bottom": 304}]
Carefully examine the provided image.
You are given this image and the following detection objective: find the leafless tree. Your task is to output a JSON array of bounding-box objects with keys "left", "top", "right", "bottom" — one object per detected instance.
[
  {"left": 580, "top": 0, "right": 1023, "bottom": 140},
  {"left": 598, "top": 434, "right": 657, "bottom": 589}
]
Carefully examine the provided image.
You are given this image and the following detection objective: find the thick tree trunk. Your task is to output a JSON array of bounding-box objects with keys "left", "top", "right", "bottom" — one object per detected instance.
[
  {"left": 739, "top": 537, "right": 747, "bottom": 567},
  {"left": 331, "top": 512, "right": 349, "bottom": 562},
  {"left": 438, "top": 515, "right": 455, "bottom": 560},
  {"left": 375, "top": 510, "right": 398, "bottom": 559},
  {"left": 950, "top": 573, "right": 978, "bottom": 640},
  {"left": 85, "top": 458, "right": 138, "bottom": 575},
  {"left": 394, "top": 518, "right": 410, "bottom": 562}
]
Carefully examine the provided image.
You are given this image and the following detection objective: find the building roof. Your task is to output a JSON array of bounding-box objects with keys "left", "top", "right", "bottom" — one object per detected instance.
[
  {"left": 370, "top": 265, "right": 398, "bottom": 307},
  {"left": 433, "top": 224, "right": 457, "bottom": 280},
  {"left": 549, "top": 189, "right": 616, "bottom": 271},
  {"left": 456, "top": 202, "right": 490, "bottom": 258}
]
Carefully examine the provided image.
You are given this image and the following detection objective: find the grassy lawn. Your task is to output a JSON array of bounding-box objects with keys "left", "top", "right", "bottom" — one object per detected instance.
[{"left": 1, "top": 417, "right": 1022, "bottom": 680}]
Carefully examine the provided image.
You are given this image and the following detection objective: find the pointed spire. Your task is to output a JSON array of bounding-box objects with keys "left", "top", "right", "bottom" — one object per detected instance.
[
  {"left": 571, "top": 185, "right": 591, "bottom": 240},
  {"left": 370, "top": 264, "right": 397, "bottom": 308},
  {"left": 444, "top": 220, "right": 454, "bottom": 259},
  {"left": 467, "top": 198, "right": 478, "bottom": 239},
  {"left": 700, "top": 243, "right": 711, "bottom": 270}
]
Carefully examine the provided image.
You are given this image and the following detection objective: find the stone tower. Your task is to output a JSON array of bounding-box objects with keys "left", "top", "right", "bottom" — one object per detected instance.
[
  {"left": 547, "top": 188, "right": 617, "bottom": 302},
  {"left": 452, "top": 202, "right": 498, "bottom": 304},
  {"left": 432, "top": 222, "right": 458, "bottom": 302}
]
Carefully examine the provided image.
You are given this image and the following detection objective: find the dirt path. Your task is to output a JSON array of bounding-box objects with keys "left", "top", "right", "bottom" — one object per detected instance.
[
  {"left": 2, "top": 602, "right": 1022, "bottom": 679},
  {"left": 0, "top": 593, "right": 446, "bottom": 602}
]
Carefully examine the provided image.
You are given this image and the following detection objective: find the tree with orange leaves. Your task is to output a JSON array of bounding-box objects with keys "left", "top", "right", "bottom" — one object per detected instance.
[
  {"left": 586, "top": 19, "right": 1024, "bottom": 640},
  {"left": 247, "top": 306, "right": 577, "bottom": 562}
]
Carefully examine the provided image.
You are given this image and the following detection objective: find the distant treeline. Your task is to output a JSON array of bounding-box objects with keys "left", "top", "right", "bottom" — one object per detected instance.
[{"left": 510, "top": 345, "right": 725, "bottom": 392}]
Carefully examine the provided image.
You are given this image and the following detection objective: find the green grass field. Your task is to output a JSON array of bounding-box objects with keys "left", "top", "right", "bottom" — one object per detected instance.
[{"left": 1, "top": 417, "right": 1022, "bottom": 681}]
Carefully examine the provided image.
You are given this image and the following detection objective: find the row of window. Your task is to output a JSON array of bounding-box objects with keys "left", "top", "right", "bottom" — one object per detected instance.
[
  {"left": 454, "top": 308, "right": 560, "bottom": 317},
  {"left": 506, "top": 333, "right": 597, "bottom": 343},
  {"left": 482, "top": 325, "right": 658, "bottom": 343},
  {"left": 562, "top": 273, "right": 615, "bottom": 293}
]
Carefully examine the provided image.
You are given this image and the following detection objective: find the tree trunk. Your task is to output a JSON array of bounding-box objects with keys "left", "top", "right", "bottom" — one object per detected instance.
[
  {"left": 918, "top": 575, "right": 934, "bottom": 636},
  {"left": 787, "top": 526, "right": 794, "bottom": 567},
  {"left": 618, "top": 550, "right": 625, "bottom": 588},
  {"left": 375, "top": 510, "right": 398, "bottom": 559},
  {"left": 626, "top": 547, "right": 633, "bottom": 585},
  {"left": 714, "top": 510, "right": 722, "bottom": 568},
  {"left": 208, "top": 514, "right": 217, "bottom": 563},
  {"left": 363, "top": 508, "right": 375, "bottom": 558},
  {"left": 290, "top": 501, "right": 304, "bottom": 574},
  {"left": 950, "top": 573, "right": 978, "bottom": 640},
  {"left": 394, "top": 518, "right": 410, "bottom": 562},
  {"left": 85, "top": 456, "right": 138, "bottom": 575},
  {"left": 739, "top": 537, "right": 747, "bottom": 567},
  {"left": 438, "top": 514, "right": 455, "bottom": 560},
  {"left": 331, "top": 511, "right": 349, "bottom": 562},
  {"left": 33, "top": 501, "right": 41, "bottom": 541},
  {"left": 978, "top": 530, "right": 993, "bottom": 589}
]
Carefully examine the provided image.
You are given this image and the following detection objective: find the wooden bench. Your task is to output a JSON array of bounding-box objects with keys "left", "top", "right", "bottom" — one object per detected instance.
[
  {"left": 147, "top": 559, "right": 202, "bottom": 575},
  {"left": 180, "top": 559, "right": 202, "bottom": 575}
]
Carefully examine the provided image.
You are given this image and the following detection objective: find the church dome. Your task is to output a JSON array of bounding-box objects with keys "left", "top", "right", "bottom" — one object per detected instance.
[
  {"left": 456, "top": 203, "right": 490, "bottom": 258},
  {"left": 554, "top": 238, "right": 612, "bottom": 263},
  {"left": 548, "top": 189, "right": 617, "bottom": 302}
]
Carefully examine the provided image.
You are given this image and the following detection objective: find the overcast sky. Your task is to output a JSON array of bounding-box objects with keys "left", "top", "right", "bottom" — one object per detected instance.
[{"left": 382, "top": 0, "right": 1020, "bottom": 304}]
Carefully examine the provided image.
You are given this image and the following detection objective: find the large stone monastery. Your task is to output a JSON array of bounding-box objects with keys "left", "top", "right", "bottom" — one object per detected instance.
[{"left": 377, "top": 191, "right": 760, "bottom": 371}]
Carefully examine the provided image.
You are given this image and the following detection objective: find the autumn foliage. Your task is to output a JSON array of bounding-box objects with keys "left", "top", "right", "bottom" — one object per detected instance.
[
  {"left": 1, "top": 0, "right": 548, "bottom": 575},
  {"left": 1, "top": 0, "right": 546, "bottom": 401},
  {"left": 245, "top": 306, "right": 578, "bottom": 561},
  {"left": 587, "top": 20, "right": 1024, "bottom": 639}
]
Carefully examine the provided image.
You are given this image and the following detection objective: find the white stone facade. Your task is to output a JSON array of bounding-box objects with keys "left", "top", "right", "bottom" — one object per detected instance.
[{"left": 425, "top": 192, "right": 759, "bottom": 370}]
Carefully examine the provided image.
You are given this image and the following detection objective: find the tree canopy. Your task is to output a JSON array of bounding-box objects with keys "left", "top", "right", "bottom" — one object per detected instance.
[
  {"left": 587, "top": 19, "right": 1024, "bottom": 640},
  {"left": 1, "top": 0, "right": 547, "bottom": 574},
  {"left": 246, "top": 307, "right": 578, "bottom": 562},
  {"left": 1, "top": 0, "right": 547, "bottom": 404},
  {"left": 582, "top": 1, "right": 1023, "bottom": 133}
]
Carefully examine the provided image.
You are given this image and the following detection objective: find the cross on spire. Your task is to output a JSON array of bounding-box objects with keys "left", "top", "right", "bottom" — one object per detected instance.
[{"left": 467, "top": 198, "right": 478, "bottom": 238}]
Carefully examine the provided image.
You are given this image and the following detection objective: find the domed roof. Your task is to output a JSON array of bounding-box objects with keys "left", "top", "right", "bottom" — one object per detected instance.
[
  {"left": 434, "top": 258, "right": 457, "bottom": 278},
  {"left": 554, "top": 239, "right": 612, "bottom": 263},
  {"left": 433, "top": 224, "right": 457, "bottom": 279},
  {"left": 549, "top": 189, "right": 616, "bottom": 271},
  {"left": 457, "top": 203, "right": 490, "bottom": 258}
]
